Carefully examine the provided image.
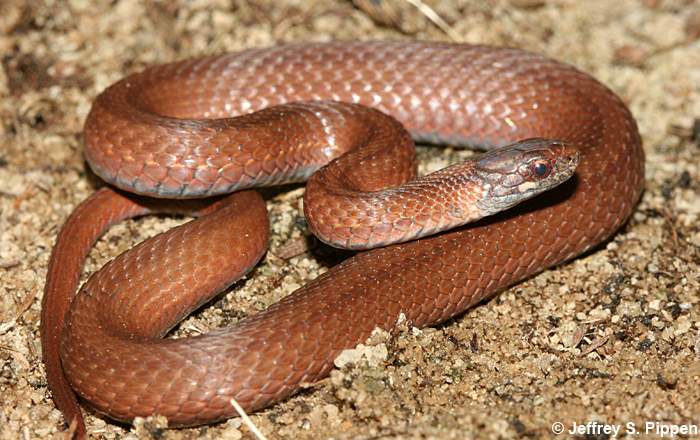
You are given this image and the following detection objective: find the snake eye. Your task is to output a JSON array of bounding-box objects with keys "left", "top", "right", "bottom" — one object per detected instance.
[{"left": 531, "top": 161, "right": 551, "bottom": 178}]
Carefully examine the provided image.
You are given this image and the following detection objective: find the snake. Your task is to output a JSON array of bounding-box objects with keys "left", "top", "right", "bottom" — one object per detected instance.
[{"left": 40, "top": 41, "right": 645, "bottom": 438}]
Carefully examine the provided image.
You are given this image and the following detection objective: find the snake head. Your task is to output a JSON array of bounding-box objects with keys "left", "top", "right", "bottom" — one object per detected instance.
[{"left": 474, "top": 138, "right": 580, "bottom": 215}]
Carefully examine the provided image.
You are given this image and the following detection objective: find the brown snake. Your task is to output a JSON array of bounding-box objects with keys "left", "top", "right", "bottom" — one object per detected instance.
[{"left": 40, "top": 41, "right": 644, "bottom": 437}]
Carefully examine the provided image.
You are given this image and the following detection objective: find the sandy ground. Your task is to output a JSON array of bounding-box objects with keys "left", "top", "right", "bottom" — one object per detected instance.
[{"left": 1, "top": 0, "right": 699, "bottom": 439}]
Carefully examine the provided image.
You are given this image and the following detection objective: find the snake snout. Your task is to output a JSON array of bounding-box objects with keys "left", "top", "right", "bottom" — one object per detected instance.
[{"left": 551, "top": 146, "right": 580, "bottom": 182}]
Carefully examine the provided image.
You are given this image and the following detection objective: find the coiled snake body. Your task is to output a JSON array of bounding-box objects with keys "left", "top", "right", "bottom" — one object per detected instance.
[{"left": 40, "top": 41, "right": 644, "bottom": 437}]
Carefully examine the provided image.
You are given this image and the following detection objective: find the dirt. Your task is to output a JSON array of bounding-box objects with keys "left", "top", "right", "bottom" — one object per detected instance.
[{"left": 1, "top": 0, "right": 699, "bottom": 439}]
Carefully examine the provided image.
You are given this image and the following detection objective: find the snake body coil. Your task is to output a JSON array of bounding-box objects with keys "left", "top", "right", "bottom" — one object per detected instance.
[{"left": 40, "top": 41, "right": 644, "bottom": 437}]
